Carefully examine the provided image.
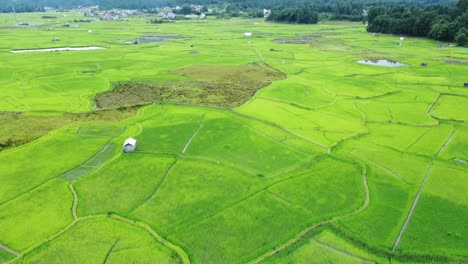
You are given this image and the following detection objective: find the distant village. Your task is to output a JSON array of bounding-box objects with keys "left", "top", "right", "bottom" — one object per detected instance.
[{"left": 73, "top": 5, "right": 272, "bottom": 21}]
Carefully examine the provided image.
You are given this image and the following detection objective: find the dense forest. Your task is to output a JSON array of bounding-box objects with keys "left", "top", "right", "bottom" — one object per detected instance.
[
  {"left": 266, "top": 6, "right": 319, "bottom": 24},
  {"left": 367, "top": 0, "right": 467, "bottom": 45}
]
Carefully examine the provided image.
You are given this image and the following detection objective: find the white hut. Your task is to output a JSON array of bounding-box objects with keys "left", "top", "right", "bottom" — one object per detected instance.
[
  {"left": 244, "top": 32, "right": 252, "bottom": 37},
  {"left": 123, "top": 138, "right": 137, "bottom": 153}
]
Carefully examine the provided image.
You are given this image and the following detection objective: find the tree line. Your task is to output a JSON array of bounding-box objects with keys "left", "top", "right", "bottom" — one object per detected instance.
[
  {"left": 266, "top": 6, "right": 318, "bottom": 24},
  {"left": 0, "top": 0, "right": 457, "bottom": 13},
  {"left": 367, "top": 0, "right": 467, "bottom": 45}
]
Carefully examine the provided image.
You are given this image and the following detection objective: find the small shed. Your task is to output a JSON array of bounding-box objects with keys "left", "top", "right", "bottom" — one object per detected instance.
[
  {"left": 244, "top": 32, "right": 252, "bottom": 37},
  {"left": 123, "top": 138, "right": 137, "bottom": 153}
]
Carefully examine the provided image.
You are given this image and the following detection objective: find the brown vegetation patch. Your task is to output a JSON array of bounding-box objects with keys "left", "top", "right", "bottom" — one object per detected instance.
[
  {"left": 0, "top": 107, "right": 138, "bottom": 151},
  {"left": 94, "top": 62, "right": 286, "bottom": 109}
]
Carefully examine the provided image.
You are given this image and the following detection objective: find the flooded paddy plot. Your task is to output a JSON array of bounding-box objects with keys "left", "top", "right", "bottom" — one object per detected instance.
[
  {"left": 273, "top": 35, "right": 323, "bottom": 44},
  {"left": 127, "top": 35, "right": 182, "bottom": 44},
  {"left": 357, "top": 59, "right": 407, "bottom": 67},
  {"left": 11, "top": 46, "right": 106, "bottom": 53}
]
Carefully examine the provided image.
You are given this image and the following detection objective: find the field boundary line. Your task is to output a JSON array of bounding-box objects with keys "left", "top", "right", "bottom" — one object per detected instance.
[
  {"left": 110, "top": 214, "right": 191, "bottom": 264},
  {"left": 181, "top": 114, "right": 206, "bottom": 154},
  {"left": 229, "top": 113, "right": 314, "bottom": 156},
  {"left": 170, "top": 169, "right": 317, "bottom": 231},
  {"left": 103, "top": 238, "right": 120, "bottom": 264},
  {"left": 129, "top": 159, "right": 178, "bottom": 213},
  {"left": 231, "top": 110, "right": 330, "bottom": 151},
  {"left": 248, "top": 164, "right": 369, "bottom": 264},
  {"left": 0, "top": 243, "right": 20, "bottom": 258},
  {"left": 392, "top": 163, "right": 433, "bottom": 252},
  {"left": 436, "top": 130, "right": 455, "bottom": 156},
  {"left": 267, "top": 155, "right": 325, "bottom": 179},
  {"left": 426, "top": 93, "right": 441, "bottom": 114},
  {"left": 69, "top": 184, "right": 79, "bottom": 220},
  {"left": 180, "top": 155, "right": 258, "bottom": 177},
  {"left": 350, "top": 150, "right": 409, "bottom": 184},
  {"left": 7, "top": 214, "right": 190, "bottom": 264},
  {"left": 404, "top": 129, "right": 433, "bottom": 152},
  {"left": 312, "top": 239, "right": 376, "bottom": 263}
]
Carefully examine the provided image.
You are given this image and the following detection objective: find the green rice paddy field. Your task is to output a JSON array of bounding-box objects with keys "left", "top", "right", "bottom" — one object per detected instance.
[{"left": 0, "top": 11, "right": 467, "bottom": 264}]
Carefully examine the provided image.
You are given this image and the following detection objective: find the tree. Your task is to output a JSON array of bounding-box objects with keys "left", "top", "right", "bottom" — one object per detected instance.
[
  {"left": 180, "top": 4, "right": 192, "bottom": 15},
  {"left": 457, "top": 0, "right": 468, "bottom": 12},
  {"left": 368, "top": 7, "right": 385, "bottom": 24},
  {"left": 430, "top": 19, "right": 454, "bottom": 41},
  {"left": 455, "top": 27, "right": 467, "bottom": 45}
]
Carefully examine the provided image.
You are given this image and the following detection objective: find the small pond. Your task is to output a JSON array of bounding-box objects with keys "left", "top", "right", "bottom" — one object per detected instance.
[
  {"left": 357, "top": 59, "right": 407, "bottom": 67},
  {"left": 11, "top": 46, "right": 106, "bottom": 53},
  {"left": 128, "top": 36, "right": 181, "bottom": 44}
]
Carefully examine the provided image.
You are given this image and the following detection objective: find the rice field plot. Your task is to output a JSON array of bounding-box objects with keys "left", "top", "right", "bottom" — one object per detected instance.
[
  {"left": 237, "top": 97, "right": 366, "bottom": 148},
  {"left": 17, "top": 218, "right": 180, "bottom": 264},
  {"left": 0, "top": 128, "right": 110, "bottom": 203},
  {"left": 438, "top": 125, "right": 468, "bottom": 163},
  {"left": 337, "top": 165, "right": 412, "bottom": 249},
  {"left": 0, "top": 179, "right": 73, "bottom": 252},
  {"left": 185, "top": 111, "right": 314, "bottom": 176},
  {"left": 135, "top": 105, "right": 208, "bottom": 154},
  {"left": 130, "top": 159, "right": 265, "bottom": 235},
  {"left": 430, "top": 95, "right": 468, "bottom": 121},
  {"left": 265, "top": 229, "right": 387, "bottom": 264},
  {"left": 168, "top": 191, "right": 313, "bottom": 264},
  {"left": 396, "top": 162, "right": 468, "bottom": 258},
  {"left": 76, "top": 154, "right": 177, "bottom": 215}
]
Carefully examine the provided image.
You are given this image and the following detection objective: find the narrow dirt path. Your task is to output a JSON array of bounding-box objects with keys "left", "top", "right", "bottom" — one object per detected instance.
[
  {"left": 312, "top": 239, "right": 376, "bottom": 263},
  {"left": 0, "top": 243, "right": 20, "bottom": 258},
  {"left": 437, "top": 130, "right": 455, "bottom": 156},
  {"left": 110, "top": 214, "right": 190, "bottom": 264},
  {"left": 248, "top": 164, "right": 370, "bottom": 264},
  {"left": 392, "top": 163, "right": 433, "bottom": 252},
  {"left": 69, "top": 184, "right": 79, "bottom": 220},
  {"left": 182, "top": 115, "right": 206, "bottom": 154}
]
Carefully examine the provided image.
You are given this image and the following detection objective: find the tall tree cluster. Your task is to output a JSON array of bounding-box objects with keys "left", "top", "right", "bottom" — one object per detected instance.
[
  {"left": 266, "top": 5, "right": 319, "bottom": 24},
  {"left": 367, "top": 0, "right": 467, "bottom": 45}
]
